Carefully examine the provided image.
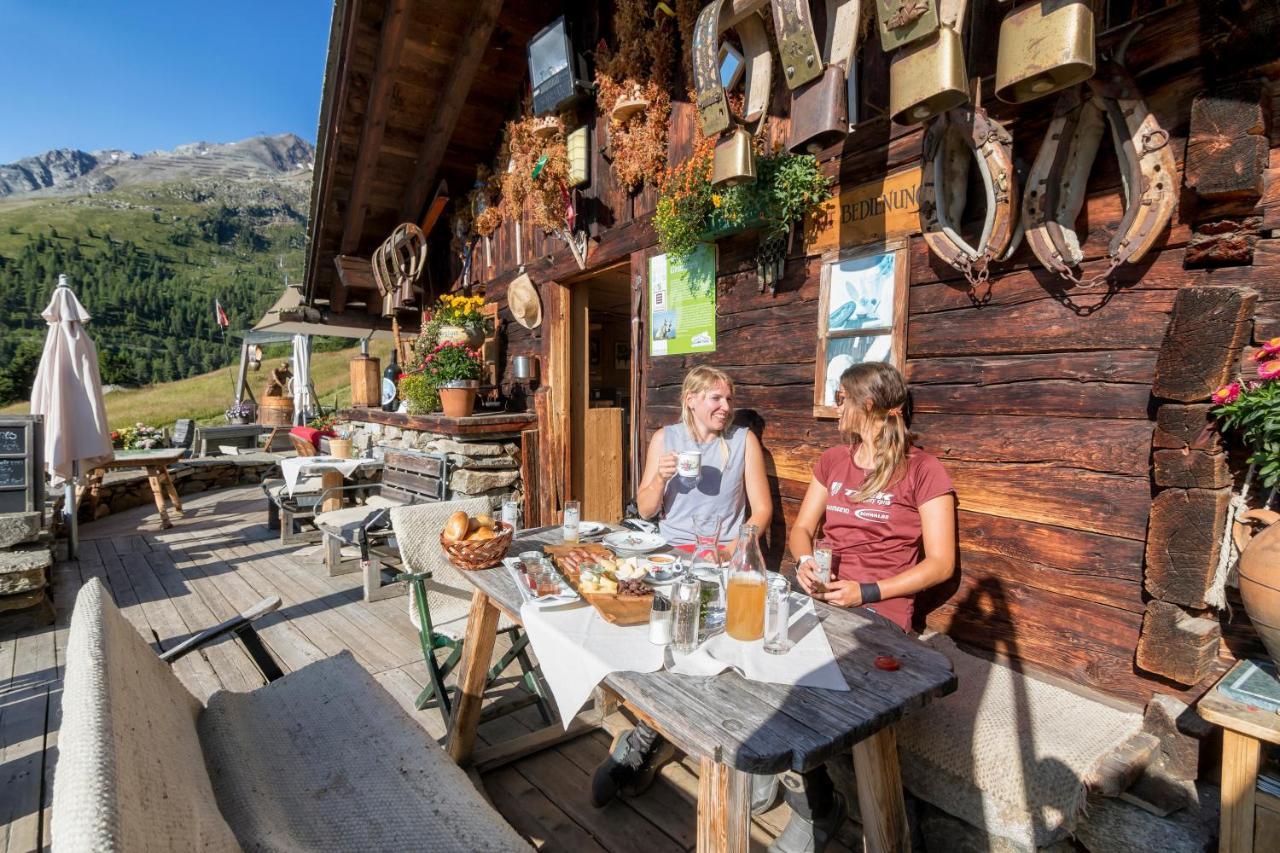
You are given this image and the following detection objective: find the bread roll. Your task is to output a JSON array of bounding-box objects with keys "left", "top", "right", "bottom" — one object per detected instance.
[
  {"left": 442, "top": 511, "right": 469, "bottom": 543},
  {"left": 474, "top": 513, "right": 495, "bottom": 529},
  {"left": 467, "top": 526, "right": 496, "bottom": 541}
]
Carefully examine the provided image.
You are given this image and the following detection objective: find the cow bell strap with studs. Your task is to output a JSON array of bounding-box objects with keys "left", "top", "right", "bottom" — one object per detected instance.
[
  {"left": 919, "top": 104, "right": 1019, "bottom": 285},
  {"left": 694, "top": 0, "right": 773, "bottom": 138},
  {"left": 772, "top": 0, "right": 859, "bottom": 91},
  {"left": 1023, "top": 44, "right": 1175, "bottom": 289},
  {"left": 781, "top": 0, "right": 862, "bottom": 154}
]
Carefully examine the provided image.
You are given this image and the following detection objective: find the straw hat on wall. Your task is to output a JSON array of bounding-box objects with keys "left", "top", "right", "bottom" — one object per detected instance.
[{"left": 508, "top": 273, "right": 542, "bottom": 329}]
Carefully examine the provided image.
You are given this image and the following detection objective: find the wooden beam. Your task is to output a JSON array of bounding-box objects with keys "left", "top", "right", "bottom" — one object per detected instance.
[
  {"left": 334, "top": 254, "right": 377, "bottom": 291},
  {"left": 335, "top": 0, "right": 413, "bottom": 313},
  {"left": 399, "top": 0, "right": 504, "bottom": 223}
]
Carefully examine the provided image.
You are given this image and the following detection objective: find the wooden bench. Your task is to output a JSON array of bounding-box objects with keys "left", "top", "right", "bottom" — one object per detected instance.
[
  {"left": 315, "top": 449, "right": 450, "bottom": 602},
  {"left": 194, "top": 424, "right": 266, "bottom": 457},
  {"left": 52, "top": 578, "right": 529, "bottom": 852}
]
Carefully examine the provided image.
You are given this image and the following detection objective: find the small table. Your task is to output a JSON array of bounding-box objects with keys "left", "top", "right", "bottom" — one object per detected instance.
[
  {"left": 280, "top": 456, "right": 378, "bottom": 513},
  {"left": 1198, "top": 660, "right": 1280, "bottom": 853},
  {"left": 89, "top": 448, "right": 187, "bottom": 529},
  {"left": 448, "top": 526, "right": 957, "bottom": 852}
]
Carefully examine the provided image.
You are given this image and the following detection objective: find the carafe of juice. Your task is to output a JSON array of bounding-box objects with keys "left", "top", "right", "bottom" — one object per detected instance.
[{"left": 725, "top": 524, "right": 767, "bottom": 641}]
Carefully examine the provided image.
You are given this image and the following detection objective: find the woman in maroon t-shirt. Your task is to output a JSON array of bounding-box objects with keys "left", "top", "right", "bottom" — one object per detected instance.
[{"left": 788, "top": 362, "right": 955, "bottom": 631}]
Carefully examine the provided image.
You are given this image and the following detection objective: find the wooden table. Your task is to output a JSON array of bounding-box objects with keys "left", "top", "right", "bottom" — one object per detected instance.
[
  {"left": 447, "top": 527, "right": 957, "bottom": 852},
  {"left": 89, "top": 448, "right": 186, "bottom": 529},
  {"left": 1198, "top": 660, "right": 1280, "bottom": 853}
]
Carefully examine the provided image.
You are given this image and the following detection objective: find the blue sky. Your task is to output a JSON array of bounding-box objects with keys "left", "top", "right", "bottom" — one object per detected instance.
[{"left": 0, "top": 1, "right": 333, "bottom": 163}]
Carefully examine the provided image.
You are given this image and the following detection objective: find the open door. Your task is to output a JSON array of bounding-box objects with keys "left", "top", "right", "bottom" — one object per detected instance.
[{"left": 568, "top": 263, "right": 634, "bottom": 524}]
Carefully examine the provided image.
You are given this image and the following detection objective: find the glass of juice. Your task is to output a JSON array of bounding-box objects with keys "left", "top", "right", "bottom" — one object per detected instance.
[{"left": 726, "top": 573, "right": 766, "bottom": 641}]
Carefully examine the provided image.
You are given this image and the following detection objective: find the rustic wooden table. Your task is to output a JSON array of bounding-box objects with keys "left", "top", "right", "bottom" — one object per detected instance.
[
  {"left": 1198, "top": 661, "right": 1280, "bottom": 853},
  {"left": 89, "top": 448, "right": 187, "bottom": 528},
  {"left": 447, "top": 526, "right": 957, "bottom": 853}
]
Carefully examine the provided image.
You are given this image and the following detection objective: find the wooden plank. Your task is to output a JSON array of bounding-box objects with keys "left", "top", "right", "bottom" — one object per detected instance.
[
  {"left": 398, "top": 0, "right": 504, "bottom": 222},
  {"left": 945, "top": 461, "right": 1152, "bottom": 540},
  {"left": 0, "top": 625, "right": 54, "bottom": 853},
  {"left": 1153, "top": 449, "right": 1231, "bottom": 489},
  {"left": 906, "top": 350, "right": 1158, "bottom": 387},
  {"left": 484, "top": 764, "right": 609, "bottom": 852},
  {"left": 447, "top": 588, "right": 501, "bottom": 764},
  {"left": 1184, "top": 80, "right": 1271, "bottom": 204},
  {"left": 1219, "top": 729, "right": 1260, "bottom": 853},
  {"left": 1136, "top": 601, "right": 1222, "bottom": 687},
  {"left": 582, "top": 408, "right": 624, "bottom": 524},
  {"left": 471, "top": 717, "right": 596, "bottom": 774},
  {"left": 914, "top": 414, "right": 1154, "bottom": 476},
  {"left": 1153, "top": 404, "right": 1222, "bottom": 452},
  {"left": 1153, "top": 286, "right": 1257, "bottom": 402},
  {"left": 697, "top": 758, "right": 751, "bottom": 853},
  {"left": 334, "top": 254, "right": 377, "bottom": 290},
  {"left": 852, "top": 727, "right": 909, "bottom": 853}
]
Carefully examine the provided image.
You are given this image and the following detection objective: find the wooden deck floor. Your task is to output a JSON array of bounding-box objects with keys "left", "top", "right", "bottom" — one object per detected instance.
[{"left": 0, "top": 485, "right": 864, "bottom": 852}]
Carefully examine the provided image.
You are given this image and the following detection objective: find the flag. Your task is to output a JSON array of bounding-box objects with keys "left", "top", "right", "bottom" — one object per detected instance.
[{"left": 215, "top": 299, "right": 229, "bottom": 329}]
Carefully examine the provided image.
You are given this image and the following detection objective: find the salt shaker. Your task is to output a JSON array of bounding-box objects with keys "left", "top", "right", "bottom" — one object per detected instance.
[{"left": 648, "top": 592, "right": 673, "bottom": 645}]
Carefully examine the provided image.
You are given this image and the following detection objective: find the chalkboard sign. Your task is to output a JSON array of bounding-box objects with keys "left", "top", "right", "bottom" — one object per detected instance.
[
  {"left": 0, "top": 458, "right": 25, "bottom": 488},
  {"left": 0, "top": 428, "right": 24, "bottom": 455}
]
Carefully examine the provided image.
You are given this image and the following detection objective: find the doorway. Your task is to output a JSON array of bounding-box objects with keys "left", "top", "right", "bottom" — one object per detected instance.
[{"left": 568, "top": 264, "right": 635, "bottom": 523}]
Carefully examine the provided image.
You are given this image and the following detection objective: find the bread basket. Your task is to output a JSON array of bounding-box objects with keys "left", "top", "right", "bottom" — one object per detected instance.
[{"left": 440, "top": 522, "right": 515, "bottom": 571}]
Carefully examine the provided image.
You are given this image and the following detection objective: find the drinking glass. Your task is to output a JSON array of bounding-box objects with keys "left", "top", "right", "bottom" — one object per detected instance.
[
  {"left": 812, "top": 538, "right": 834, "bottom": 590},
  {"left": 671, "top": 576, "right": 702, "bottom": 654},
  {"left": 562, "top": 500, "right": 581, "bottom": 543},
  {"left": 502, "top": 499, "right": 521, "bottom": 531},
  {"left": 763, "top": 574, "right": 792, "bottom": 654}
]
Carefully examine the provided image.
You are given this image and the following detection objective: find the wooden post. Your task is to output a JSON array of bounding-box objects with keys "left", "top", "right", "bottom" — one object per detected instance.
[
  {"left": 852, "top": 727, "right": 911, "bottom": 853},
  {"left": 446, "top": 588, "right": 501, "bottom": 764},
  {"left": 1220, "top": 728, "right": 1260, "bottom": 853},
  {"left": 696, "top": 757, "right": 751, "bottom": 853},
  {"left": 234, "top": 339, "right": 251, "bottom": 405},
  {"left": 319, "top": 470, "right": 344, "bottom": 513}
]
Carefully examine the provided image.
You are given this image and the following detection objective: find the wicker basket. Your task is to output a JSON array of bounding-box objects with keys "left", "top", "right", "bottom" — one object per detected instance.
[{"left": 440, "top": 522, "right": 514, "bottom": 571}]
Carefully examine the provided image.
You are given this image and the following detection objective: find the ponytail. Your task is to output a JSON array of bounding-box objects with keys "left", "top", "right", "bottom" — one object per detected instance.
[{"left": 838, "top": 363, "right": 913, "bottom": 502}]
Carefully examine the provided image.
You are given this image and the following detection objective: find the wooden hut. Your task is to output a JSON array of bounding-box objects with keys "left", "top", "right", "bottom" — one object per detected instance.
[{"left": 304, "top": 0, "right": 1280, "bottom": 842}]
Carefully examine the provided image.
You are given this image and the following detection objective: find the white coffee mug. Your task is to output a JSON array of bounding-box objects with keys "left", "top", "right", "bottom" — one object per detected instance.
[{"left": 677, "top": 450, "right": 701, "bottom": 479}]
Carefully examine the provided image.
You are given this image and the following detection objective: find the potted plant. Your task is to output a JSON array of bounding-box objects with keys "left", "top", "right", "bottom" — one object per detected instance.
[
  {"left": 225, "top": 402, "right": 255, "bottom": 425},
  {"left": 397, "top": 371, "right": 439, "bottom": 414},
  {"left": 421, "top": 342, "right": 483, "bottom": 418},
  {"left": 428, "top": 293, "right": 488, "bottom": 349}
]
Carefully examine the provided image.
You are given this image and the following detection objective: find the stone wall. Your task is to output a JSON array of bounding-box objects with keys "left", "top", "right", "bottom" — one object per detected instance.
[
  {"left": 346, "top": 420, "right": 523, "bottom": 513},
  {"left": 81, "top": 454, "right": 281, "bottom": 521},
  {"left": 0, "top": 511, "right": 53, "bottom": 626}
]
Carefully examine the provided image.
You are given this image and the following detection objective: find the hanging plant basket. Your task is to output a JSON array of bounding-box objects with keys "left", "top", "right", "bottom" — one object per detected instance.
[{"left": 532, "top": 116, "right": 560, "bottom": 140}]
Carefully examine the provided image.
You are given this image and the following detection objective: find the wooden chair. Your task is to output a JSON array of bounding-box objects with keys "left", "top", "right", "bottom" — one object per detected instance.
[
  {"left": 388, "top": 500, "right": 553, "bottom": 730},
  {"left": 289, "top": 432, "right": 319, "bottom": 456}
]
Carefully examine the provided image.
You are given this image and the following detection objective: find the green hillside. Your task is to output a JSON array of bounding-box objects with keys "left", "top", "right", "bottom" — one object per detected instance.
[{"left": 0, "top": 175, "right": 309, "bottom": 404}]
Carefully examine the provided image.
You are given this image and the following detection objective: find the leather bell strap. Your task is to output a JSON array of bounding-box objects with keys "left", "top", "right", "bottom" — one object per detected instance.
[
  {"left": 919, "top": 105, "right": 1019, "bottom": 282},
  {"left": 1023, "top": 55, "right": 1176, "bottom": 288},
  {"left": 694, "top": 0, "right": 773, "bottom": 138},
  {"left": 771, "top": 0, "right": 860, "bottom": 89}
]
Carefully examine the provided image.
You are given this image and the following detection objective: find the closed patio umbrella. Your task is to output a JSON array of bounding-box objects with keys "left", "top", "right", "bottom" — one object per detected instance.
[
  {"left": 30, "top": 274, "right": 114, "bottom": 558},
  {"left": 291, "top": 333, "right": 313, "bottom": 424}
]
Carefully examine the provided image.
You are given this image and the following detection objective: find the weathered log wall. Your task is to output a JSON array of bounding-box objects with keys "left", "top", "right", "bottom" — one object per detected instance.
[{"left": 475, "top": 1, "right": 1280, "bottom": 708}]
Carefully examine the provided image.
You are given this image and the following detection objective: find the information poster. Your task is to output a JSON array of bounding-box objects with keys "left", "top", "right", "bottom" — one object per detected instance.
[{"left": 648, "top": 242, "right": 717, "bottom": 356}]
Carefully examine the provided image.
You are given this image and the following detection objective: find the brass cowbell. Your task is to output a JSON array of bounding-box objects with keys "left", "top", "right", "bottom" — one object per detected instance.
[
  {"left": 995, "top": 0, "right": 1095, "bottom": 104},
  {"left": 889, "top": 24, "right": 967, "bottom": 126},
  {"left": 712, "top": 128, "right": 756, "bottom": 187},
  {"left": 787, "top": 65, "right": 849, "bottom": 154}
]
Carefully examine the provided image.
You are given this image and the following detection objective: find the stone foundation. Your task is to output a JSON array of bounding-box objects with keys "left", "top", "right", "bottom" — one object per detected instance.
[
  {"left": 346, "top": 420, "right": 524, "bottom": 513},
  {"left": 0, "top": 513, "right": 53, "bottom": 626}
]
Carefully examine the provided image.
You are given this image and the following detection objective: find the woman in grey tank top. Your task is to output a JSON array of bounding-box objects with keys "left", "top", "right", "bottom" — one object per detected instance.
[{"left": 634, "top": 366, "right": 772, "bottom": 547}]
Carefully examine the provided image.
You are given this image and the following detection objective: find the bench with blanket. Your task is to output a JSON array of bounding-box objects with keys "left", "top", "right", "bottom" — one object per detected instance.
[{"left": 51, "top": 578, "right": 529, "bottom": 852}]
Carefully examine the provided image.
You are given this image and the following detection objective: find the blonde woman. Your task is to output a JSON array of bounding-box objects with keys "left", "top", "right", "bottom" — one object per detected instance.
[
  {"left": 593, "top": 366, "right": 772, "bottom": 809},
  {"left": 635, "top": 365, "right": 772, "bottom": 549},
  {"left": 789, "top": 361, "right": 956, "bottom": 631}
]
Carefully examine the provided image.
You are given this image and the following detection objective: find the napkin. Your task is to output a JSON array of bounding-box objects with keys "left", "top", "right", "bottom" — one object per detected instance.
[{"left": 667, "top": 595, "right": 850, "bottom": 691}]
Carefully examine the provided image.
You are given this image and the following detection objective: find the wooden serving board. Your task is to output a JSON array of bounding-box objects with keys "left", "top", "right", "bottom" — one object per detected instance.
[{"left": 542, "top": 543, "right": 653, "bottom": 626}]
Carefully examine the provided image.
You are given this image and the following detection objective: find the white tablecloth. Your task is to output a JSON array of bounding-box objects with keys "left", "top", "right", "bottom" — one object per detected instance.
[
  {"left": 281, "top": 455, "right": 368, "bottom": 496},
  {"left": 667, "top": 595, "right": 850, "bottom": 691},
  {"left": 519, "top": 601, "right": 665, "bottom": 728}
]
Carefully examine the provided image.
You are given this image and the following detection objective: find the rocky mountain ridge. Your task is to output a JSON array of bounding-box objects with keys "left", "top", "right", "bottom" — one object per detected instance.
[{"left": 0, "top": 134, "right": 315, "bottom": 199}]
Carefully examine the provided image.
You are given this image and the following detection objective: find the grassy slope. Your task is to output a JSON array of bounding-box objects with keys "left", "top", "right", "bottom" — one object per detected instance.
[{"left": 1, "top": 340, "right": 392, "bottom": 430}]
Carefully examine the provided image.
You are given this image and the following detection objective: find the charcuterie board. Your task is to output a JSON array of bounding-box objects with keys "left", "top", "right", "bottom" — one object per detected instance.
[{"left": 543, "top": 543, "right": 653, "bottom": 626}]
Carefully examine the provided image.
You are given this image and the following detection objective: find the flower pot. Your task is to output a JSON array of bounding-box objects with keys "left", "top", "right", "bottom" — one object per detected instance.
[
  {"left": 439, "top": 381, "right": 479, "bottom": 418},
  {"left": 612, "top": 94, "right": 650, "bottom": 122},
  {"left": 438, "top": 324, "right": 484, "bottom": 349},
  {"left": 227, "top": 416, "right": 250, "bottom": 425},
  {"left": 1234, "top": 509, "right": 1280, "bottom": 668}
]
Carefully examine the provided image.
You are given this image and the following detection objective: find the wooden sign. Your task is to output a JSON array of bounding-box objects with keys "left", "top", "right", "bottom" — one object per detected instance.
[{"left": 805, "top": 166, "right": 923, "bottom": 253}]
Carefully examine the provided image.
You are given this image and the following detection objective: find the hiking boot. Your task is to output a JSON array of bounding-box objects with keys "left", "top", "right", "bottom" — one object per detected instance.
[
  {"left": 590, "top": 724, "right": 676, "bottom": 807},
  {"left": 768, "top": 791, "right": 846, "bottom": 853},
  {"left": 751, "top": 773, "right": 783, "bottom": 816}
]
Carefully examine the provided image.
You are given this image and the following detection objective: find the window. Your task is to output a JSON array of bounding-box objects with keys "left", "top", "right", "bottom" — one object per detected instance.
[{"left": 813, "top": 239, "right": 908, "bottom": 418}]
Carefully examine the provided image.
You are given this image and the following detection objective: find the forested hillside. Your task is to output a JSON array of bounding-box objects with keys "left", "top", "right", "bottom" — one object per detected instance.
[{"left": 0, "top": 162, "right": 310, "bottom": 404}]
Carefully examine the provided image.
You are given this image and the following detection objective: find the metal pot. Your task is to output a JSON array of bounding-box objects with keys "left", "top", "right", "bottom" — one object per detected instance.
[{"left": 512, "top": 355, "right": 539, "bottom": 381}]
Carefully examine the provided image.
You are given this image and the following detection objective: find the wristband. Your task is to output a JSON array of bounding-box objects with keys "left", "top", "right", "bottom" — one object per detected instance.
[{"left": 859, "top": 582, "right": 882, "bottom": 604}]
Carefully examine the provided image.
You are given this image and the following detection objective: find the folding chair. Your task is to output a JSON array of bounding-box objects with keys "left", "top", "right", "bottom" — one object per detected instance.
[{"left": 388, "top": 501, "right": 553, "bottom": 730}]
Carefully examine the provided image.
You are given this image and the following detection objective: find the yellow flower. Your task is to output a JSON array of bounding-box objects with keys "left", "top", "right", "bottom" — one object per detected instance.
[{"left": 711, "top": 194, "right": 722, "bottom": 208}]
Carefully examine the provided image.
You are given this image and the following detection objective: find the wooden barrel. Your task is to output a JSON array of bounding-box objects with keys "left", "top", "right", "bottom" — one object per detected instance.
[
  {"left": 258, "top": 396, "right": 294, "bottom": 426},
  {"left": 349, "top": 355, "right": 381, "bottom": 408}
]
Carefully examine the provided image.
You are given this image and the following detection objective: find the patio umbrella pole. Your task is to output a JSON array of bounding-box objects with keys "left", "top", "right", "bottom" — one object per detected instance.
[{"left": 67, "top": 459, "right": 79, "bottom": 559}]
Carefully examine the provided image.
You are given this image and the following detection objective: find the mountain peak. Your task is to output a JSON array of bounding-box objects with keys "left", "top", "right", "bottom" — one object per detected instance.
[{"left": 0, "top": 134, "right": 316, "bottom": 199}]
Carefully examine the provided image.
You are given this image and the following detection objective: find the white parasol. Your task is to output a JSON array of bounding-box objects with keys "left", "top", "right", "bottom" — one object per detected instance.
[
  {"left": 291, "top": 333, "right": 313, "bottom": 424},
  {"left": 30, "top": 274, "right": 114, "bottom": 557}
]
